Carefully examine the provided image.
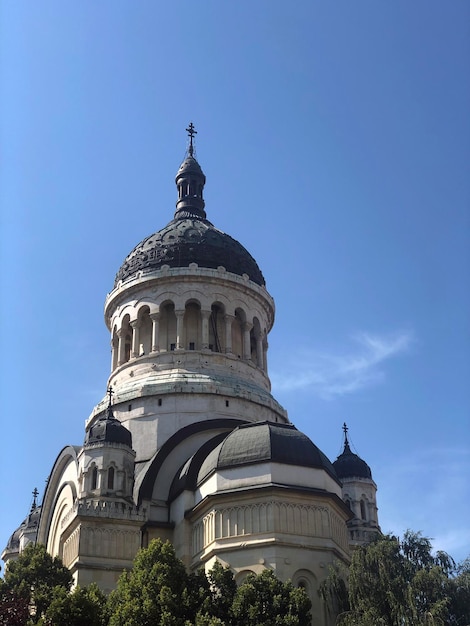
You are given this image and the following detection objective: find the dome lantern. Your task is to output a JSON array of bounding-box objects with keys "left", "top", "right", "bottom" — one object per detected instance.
[{"left": 174, "top": 122, "right": 207, "bottom": 220}]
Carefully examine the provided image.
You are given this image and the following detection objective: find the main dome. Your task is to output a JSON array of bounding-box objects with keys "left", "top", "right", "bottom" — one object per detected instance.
[
  {"left": 114, "top": 217, "right": 265, "bottom": 287},
  {"left": 114, "top": 131, "right": 265, "bottom": 287}
]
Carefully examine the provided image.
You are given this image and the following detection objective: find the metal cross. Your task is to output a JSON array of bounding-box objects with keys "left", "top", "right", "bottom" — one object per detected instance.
[
  {"left": 107, "top": 386, "right": 114, "bottom": 407},
  {"left": 342, "top": 422, "right": 349, "bottom": 444},
  {"left": 32, "top": 487, "right": 39, "bottom": 510},
  {"left": 186, "top": 122, "right": 197, "bottom": 156}
]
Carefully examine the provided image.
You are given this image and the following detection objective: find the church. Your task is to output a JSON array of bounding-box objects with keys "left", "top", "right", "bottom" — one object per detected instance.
[{"left": 2, "top": 126, "right": 379, "bottom": 623}]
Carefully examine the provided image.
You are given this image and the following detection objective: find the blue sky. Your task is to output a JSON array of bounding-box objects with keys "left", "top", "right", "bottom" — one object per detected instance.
[{"left": 1, "top": 2, "right": 469, "bottom": 565}]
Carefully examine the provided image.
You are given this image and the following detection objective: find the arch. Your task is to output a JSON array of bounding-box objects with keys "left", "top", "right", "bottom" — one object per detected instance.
[
  {"left": 107, "top": 466, "right": 115, "bottom": 490},
  {"left": 292, "top": 569, "right": 319, "bottom": 618},
  {"left": 136, "top": 418, "right": 247, "bottom": 505},
  {"left": 360, "top": 498, "right": 368, "bottom": 521},
  {"left": 91, "top": 465, "right": 98, "bottom": 490},
  {"left": 111, "top": 325, "right": 119, "bottom": 371},
  {"left": 209, "top": 303, "right": 225, "bottom": 352},
  {"left": 232, "top": 308, "right": 246, "bottom": 359},
  {"left": 184, "top": 301, "right": 201, "bottom": 350},
  {"left": 120, "top": 314, "right": 132, "bottom": 364},
  {"left": 235, "top": 569, "right": 255, "bottom": 585},
  {"left": 36, "top": 446, "right": 79, "bottom": 548},
  {"left": 159, "top": 301, "right": 177, "bottom": 351},
  {"left": 137, "top": 305, "right": 152, "bottom": 356}
]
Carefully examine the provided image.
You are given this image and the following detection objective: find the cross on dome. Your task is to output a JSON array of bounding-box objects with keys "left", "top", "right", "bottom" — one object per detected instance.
[
  {"left": 107, "top": 386, "right": 114, "bottom": 407},
  {"left": 186, "top": 122, "right": 197, "bottom": 156},
  {"left": 31, "top": 487, "right": 39, "bottom": 512}
]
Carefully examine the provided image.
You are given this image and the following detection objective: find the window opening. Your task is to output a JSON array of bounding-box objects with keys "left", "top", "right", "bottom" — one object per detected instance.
[
  {"left": 91, "top": 467, "right": 98, "bottom": 490},
  {"left": 107, "top": 467, "right": 115, "bottom": 490}
]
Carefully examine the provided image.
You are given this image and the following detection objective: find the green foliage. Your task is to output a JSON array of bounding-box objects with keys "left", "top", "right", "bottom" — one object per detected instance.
[
  {"left": 322, "top": 531, "right": 470, "bottom": 626},
  {"left": 319, "top": 560, "right": 350, "bottom": 618},
  {"left": 106, "top": 542, "right": 311, "bottom": 626},
  {"left": 1, "top": 544, "right": 73, "bottom": 624},
  {"left": 107, "top": 539, "right": 195, "bottom": 626},
  {"left": 231, "top": 569, "right": 311, "bottom": 626},
  {"left": 44, "top": 583, "right": 109, "bottom": 626}
]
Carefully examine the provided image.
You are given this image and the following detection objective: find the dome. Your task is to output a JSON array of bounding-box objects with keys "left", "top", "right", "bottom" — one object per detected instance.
[
  {"left": 4, "top": 506, "right": 41, "bottom": 552},
  {"left": 114, "top": 129, "right": 265, "bottom": 287},
  {"left": 114, "top": 217, "right": 265, "bottom": 287},
  {"left": 176, "top": 155, "right": 206, "bottom": 178},
  {"left": 85, "top": 406, "right": 132, "bottom": 448},
  {"left": 198, "top": 422, "right": 339, "bottom": 484},
  {"left": 333, "top": 441, "right": 372, "bottom": 480}
]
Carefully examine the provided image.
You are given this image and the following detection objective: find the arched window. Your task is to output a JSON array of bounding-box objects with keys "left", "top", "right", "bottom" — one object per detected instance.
[
  {"left": 91, "top": 466, "right": 98, "bottom": 490},
  {"left": 360, "top": 499, "right": 367, "bottom": 520},
  {"left": 107, "top": 466, "right": 115, "bottom": 490}
]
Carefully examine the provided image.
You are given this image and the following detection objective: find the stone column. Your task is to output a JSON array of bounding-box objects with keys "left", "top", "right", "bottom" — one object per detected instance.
[
  {"left": 130, "top": 320, "right": 140, "bottom": 358},
  {"left": 263, "top": 339, "right": 268, "bottom": 373},
  {"left": 242, "top": 322, "right": 253, "bottom": 360},
  {"left": 201, "top": 310, "right": 211, "bottom": 350},
  {"left": 117, "top": 329, "right": 126, "bottom": 366},
  {"left": 150, "top": 312, "right": 160, "bottom": 353},
  {"left": 224, "top": 314, "right": 234, "bottom": 353},
  {"left": 110, "top": 338, "right": 116, "bottom": 371},
  {"left": 175, "top": 310, "right": 185, "bottom": 350},
  {"left": 256, "top": 336, "right": 264, "bottom": 370}
]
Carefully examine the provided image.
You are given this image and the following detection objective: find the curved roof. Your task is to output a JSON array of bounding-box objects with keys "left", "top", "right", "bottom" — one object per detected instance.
[
  {"left": 4, "top": 506, "right": 41, "bottom": 552},
  {"left": 333, "top": 441, "right": 372, "bottom": 479},
  {"left": 114, "top": 217, "right": 265, "bottom": 287},
  {"left": 85, "top": 406, "right": 132, "bottom": 448},
  {"left": 198, "top": 421, "right": 339, "bottom": 484}
]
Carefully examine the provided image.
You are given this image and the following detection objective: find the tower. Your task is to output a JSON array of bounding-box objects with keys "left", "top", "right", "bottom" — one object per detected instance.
[{"left": 333, "top": 424, "right": 380, "bottom": 547}]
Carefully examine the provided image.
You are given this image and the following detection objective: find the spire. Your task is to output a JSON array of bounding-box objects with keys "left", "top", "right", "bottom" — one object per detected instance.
[{"left": 174, "top": 123, "right": 207, "bottom": 220}]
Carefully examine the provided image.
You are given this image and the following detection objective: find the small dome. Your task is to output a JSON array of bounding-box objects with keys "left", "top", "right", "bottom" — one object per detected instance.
[
  {"left": 198, "top": 422, "right": 339, "bottom": 484},
  {"left": 4, "top": 506, "right": 41, "bottom": 552},
  {"left": 176, "top": 155, "right": 206, "bottom": 178},
  {"left": 85, "top": 407, "right": 132, "bottom": 448},
  {"left": 333, "top": 441, "right": 372, "bottom": 479}
]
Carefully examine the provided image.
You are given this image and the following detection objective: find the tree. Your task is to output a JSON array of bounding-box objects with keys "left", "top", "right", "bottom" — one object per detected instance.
[
  {"left": 0, "top": 543, "right": 73, "bottom": 624},
  {"left": 321, "top": 531, "right": 470, "bottom": 626},
  {"left": 44, "top": 583, "right": 109, "bottom": 626},
  {"left": 231, "top": 569, "right": 311, "bottom": 626},
  {"left": 0, "top": 586, "right": 30, "bottom": 626},
  {"left": 107, "top": 540, "right": 311, "bottom": 626},
  {"left": 107, "top": 539, "right": 196, "bottom": 626}
]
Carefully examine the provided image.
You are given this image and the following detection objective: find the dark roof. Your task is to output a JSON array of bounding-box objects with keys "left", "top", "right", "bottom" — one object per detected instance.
[
  {"left": 4, "top": 506, "right": 41, "bottom": 552},
  {"left": 114, "top": 218, "right": 265, "bottom": 287},
  {"left": 333, "top": 442, "right": 372, "bottom": 479},
  {"left": 85, "top": 406, "right": 132, "bottom": 448},
  {"left": 198, "top": 422, "right": 339, "bottom": 484}
]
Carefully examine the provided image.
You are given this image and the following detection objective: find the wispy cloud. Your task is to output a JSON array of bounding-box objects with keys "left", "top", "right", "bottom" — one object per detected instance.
[{"left": 271, "top": 330, "right": 414, "bottom": 399}]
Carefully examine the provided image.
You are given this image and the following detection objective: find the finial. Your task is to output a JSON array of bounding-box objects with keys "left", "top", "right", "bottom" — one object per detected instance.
[
  {"left": 186, "top": 122, "right": 197, "bottom": 157},
  {"left": 107, "top": 385, "right": 114, "bottom": 408},
  {"left": 31, "top": 487, "right": 39, "bottom": 512},
  {"left": 342, "top": 422, "right": 349, "bottom": 443},
  {"left": 105, "top": 385, "right": 116, "bottom": 420}
]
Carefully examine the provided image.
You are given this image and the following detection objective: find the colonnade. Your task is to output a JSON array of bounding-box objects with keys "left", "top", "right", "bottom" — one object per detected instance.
[{"left": 110, "top": 301, "right": 268, "bottom": 373}]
